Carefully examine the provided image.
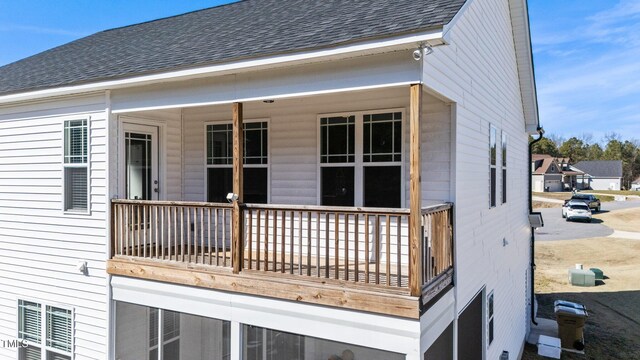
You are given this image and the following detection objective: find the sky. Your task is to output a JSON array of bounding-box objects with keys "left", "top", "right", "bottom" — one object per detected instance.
[{"left": 0, "top": 0, "right": 638, "bottom": 143}]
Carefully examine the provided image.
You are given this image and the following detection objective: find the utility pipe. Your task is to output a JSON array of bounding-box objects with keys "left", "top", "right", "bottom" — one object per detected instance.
[{"left": 528, "top": 126, "right": 544, "bottom": 326}]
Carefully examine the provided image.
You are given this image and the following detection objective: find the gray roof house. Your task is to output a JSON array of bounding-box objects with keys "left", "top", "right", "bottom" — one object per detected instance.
[
  {"left": 0, "top": 1, "right": 542, "bottom": 359},
  {"left": 573, "top": 160, "right": 624, "bottom": 191}
]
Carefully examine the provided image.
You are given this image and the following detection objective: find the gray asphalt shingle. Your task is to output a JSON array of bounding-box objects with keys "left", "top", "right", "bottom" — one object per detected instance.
[
  {"left": 0, "top": 0, "right": 466, "bottom": 96},
  {"left": 573, "top": 161, "right": 623, "bottom": 178}
]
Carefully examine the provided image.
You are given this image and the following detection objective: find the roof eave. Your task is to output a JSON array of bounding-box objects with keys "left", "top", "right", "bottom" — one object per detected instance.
[{"left": 0, "top": 28, "right": 445, "bottom": 106}]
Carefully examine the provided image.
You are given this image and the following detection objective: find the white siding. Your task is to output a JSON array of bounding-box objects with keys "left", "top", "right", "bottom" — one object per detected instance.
[
  {"left": 0, "top": 94, "right": 109, "bottom": 360},
  {"left": 178, "top": 87, "right": 451, "bottom": 205},
  {"left": 586, "top": 177, "right": 622, "bottom": 191},
  {"left": 425, "top": 0, "right": 532, "bottom": 357}
]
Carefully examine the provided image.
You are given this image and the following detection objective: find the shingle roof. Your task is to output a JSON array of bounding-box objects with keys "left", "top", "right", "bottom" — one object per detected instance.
[
  {"left": 0, "top": 0, "right": 466, "bottom": 97},
  {"left": 573, "top": 161, "right": 623, "bottom": 178}
]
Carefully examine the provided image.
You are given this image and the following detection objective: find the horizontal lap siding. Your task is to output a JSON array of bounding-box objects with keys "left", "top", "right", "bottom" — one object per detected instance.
[
  {"left": 182, "top": 87, "right": 451, "bottom": 205},
  {"left": 425, "top": 0, "right": 532, "bottom": 357},
  {"left": 0, "top": 95, "right": 108, "bottom": 360}
]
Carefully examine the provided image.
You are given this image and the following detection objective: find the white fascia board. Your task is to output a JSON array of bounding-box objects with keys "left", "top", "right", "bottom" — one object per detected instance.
[
  {"left": 517, "top": 0, "right": 540, "bottom": 130},
  {"left": 0, "top": 29, "right": 444, "bottom": 105}
]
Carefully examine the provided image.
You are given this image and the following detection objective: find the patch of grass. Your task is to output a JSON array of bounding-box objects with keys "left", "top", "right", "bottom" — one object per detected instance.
[
  {"left": 583, "top": 190, "right": 640, "bottom": 196},
  {"left": 533, "top": 200, "right": 561, "bottom": 209},
  {"left": 532, "top": 192, "right": 614, "bottom": 203}
]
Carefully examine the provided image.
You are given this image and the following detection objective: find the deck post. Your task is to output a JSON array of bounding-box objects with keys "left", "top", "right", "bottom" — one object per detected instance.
[
  {"left": 232, "top": 102, "right": 244, "bottom": 273},
  {"left": 409, "top": 84, "right": 423, "bottom": 296}
]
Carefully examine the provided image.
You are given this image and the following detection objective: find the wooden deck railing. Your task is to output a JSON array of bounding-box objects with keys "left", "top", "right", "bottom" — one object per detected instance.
[
  {"left": 111, "top": 200, "right": 234, "bottom": 267},
  {"left": 242, "top": 204, "right": 411, "bottom": 288},
  {"left": 111, "top": 200, "right": 453, "bottom": 294},
  {"left": 421, "top": 203, "right": 454, "bottom": 295}
]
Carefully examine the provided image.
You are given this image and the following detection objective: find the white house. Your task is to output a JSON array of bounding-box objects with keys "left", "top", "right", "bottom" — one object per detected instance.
[
  {"left": 573, "top": 160, "right": 623, "bottom": 191},
  {"left": 0, "top": 0, "right": 540, "bottom": 359}
]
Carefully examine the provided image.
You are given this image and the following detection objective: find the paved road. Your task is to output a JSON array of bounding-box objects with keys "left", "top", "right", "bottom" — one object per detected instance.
[{"left": 535, "top": 199, "right": 640, "bottom": 241}]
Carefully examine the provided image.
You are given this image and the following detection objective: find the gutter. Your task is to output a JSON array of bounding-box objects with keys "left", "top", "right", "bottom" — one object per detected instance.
[
  {"left": 528, "top": 126, "right": 544, "bottom": 326},
  {"left": 0, "top": 29, "right": 445, "bottom": 106}
]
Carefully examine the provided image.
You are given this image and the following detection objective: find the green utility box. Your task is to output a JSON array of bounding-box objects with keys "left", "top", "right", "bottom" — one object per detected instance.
[
  {"left": 589, "top": 268, "right": 604, "bottom": 280},
  {"left": 569, "top": 269, "right": 595, "bottom": 287}
]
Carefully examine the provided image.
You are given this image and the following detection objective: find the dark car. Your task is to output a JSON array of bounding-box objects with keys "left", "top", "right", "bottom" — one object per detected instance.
[{"left": 563, "top": 193, "right": 601, "bottom": 212}]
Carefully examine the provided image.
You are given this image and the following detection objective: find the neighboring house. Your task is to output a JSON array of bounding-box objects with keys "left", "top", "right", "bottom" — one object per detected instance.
[
  {"left": 531, "top": 154, "right": 582, "bottom": 192},
  {"left": 573, "top": 160, "right": 623, "bottom": 191},
  {"left": 0, "top": 0, "right": 539, "bottom": 359},
  {"left": 632, "top": 176, "right": 640, "bottom": 191}
]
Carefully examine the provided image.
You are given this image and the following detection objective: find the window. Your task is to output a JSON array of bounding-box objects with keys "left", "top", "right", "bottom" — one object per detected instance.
[
  {"left": 149, "top": 308, "right": 180, "bottom": 360},
  {"left": 320, "top": 116, "right": 355, "bottom": 206},
  {"left": 501, "top": 132, "right": 507, "bottom": 204},
  {"left": 116, "top": 302, "right": 230, "bottom": 360},
  {"left": 18, "top": 300, "right": 73, "bottom": 360},
  {"left": 487, "top": 291, "right": 495, "bottom": 347},
  {"left": 242, "top": 324, "right": 404, "bottom": 360},
  {"left": 320, "top": 111, "right": 403, "bottom": 208},
  {"left": 489, "top": 125, "right": 497, "bottom": 208},
  {"left": 64, "top": 120, "right": 88, "bottom": 212},
  {"left": 206, "top": 122, "right": 268, "bottom": 203}
]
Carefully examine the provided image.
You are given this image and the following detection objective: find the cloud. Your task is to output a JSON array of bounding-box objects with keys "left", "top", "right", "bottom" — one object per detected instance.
[
  {"left": 0, "top": 24, "right": 86, "bottom": 37},
  {"left": 532, "top": 1, "right": 640, "bottom": 139}
]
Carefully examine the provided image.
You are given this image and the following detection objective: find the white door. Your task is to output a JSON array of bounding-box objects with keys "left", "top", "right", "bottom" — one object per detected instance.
[{"left": 123, "top": 123, "right": 159, "bottom": 200}]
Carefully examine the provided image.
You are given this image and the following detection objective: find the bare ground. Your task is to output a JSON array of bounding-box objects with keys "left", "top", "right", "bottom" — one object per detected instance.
[
  {"left": 593, "top": 207, "right": 640, "bottom": 233},
  {"left": 523, "top": 237, "right": 640, "bottom": 360}
]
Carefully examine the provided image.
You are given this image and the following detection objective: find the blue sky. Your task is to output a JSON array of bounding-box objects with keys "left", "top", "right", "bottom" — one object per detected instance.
[
  {"left": 0, "top": 1, "right": 638, "bottom": 142},
  {"left": 529, "top": 0, "right": 640, "bottom": 142}
]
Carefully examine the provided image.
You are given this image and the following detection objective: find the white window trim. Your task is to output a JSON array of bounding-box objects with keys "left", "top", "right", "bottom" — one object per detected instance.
[
  {"left": 203, "top": 119, "right": 271, "bottom": 203},
  {"left": 148, "top": 308, "right": 180, "bottom": 360},
  {"left": 316, "top": 108, "right": 406, "bottom": 208},
  {"left": 62, "top": 116, "right": 91, "bottom": 215},
  {"left": 489, "top": 124, "right": 497, "bottom": 209},
  {"left": 117, "top": 115, "right": 167, "bottom": 201},
  {"left": 487, "top": 290, "right": 495, "bottom": 348},
  {"left": 501, "top": 131, "right": 507, "bottom": 205},
  {"left": 16, "top": 298, "right": 74, "bottom": 360}
]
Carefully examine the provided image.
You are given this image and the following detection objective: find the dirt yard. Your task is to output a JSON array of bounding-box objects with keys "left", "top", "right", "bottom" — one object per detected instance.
[
  {"left": 593, "top": 207, "right": 640, "bottom": 233},
  {"left": 522, "top": 218, "right": 640, "bottom": 359}
]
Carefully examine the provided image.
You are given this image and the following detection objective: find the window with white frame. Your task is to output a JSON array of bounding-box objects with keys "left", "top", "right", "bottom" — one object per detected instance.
[
  {"left": 487, "top": 291, "right": 495, "bottom": 347},
  {"left": 149, "top": 308, "right": 180, "bottom": 360},
  {"left": 63, "top": 119, "right": 88, "bottom": 212},
  {"left": 319, "top": 111, "right": 403, "bottom": 208},
  {"left": 501, "top": 132, "right": 507, "bottom": 204},
  {"left": 489, "top": 125, "right": 497, "bottom": 208},
  {"left": 206, "top": 121, "right": 268, "bottom": 203},
  {"left": 18, "top": 299, "right": 73, "bottom": 360}
]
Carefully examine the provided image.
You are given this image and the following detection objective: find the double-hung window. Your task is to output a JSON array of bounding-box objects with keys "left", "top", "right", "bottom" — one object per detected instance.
[
  {"left": 319, "top": 110, "right": 403, "bottom": 208},
  {"left": 489, "top": 125, "right": 497, "bottom": 208},
  {"left": 18, "top": 300, "right": 73, "bottom": 360},
  {"left": 206, "top": 121, "right": 268, "bottom": 203},
  {"left": 63, "top": 119, "right": 89, "bottom": 212},
  {"left": 501, "top": 132, "right": 507, "bottom": 204},
  {"left": 320, "top": 116, "right": 355, "bottom": 206}
]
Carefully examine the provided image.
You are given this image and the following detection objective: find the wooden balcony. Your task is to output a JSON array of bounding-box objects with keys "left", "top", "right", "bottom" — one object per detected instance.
[{"left": 108, "top": 200, "right": 453, "bottom": 319}]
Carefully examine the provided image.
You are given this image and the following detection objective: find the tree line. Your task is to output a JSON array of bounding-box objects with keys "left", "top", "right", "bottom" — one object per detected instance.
[{"left": 530, "top": 133, "right": 640, "bottom": 190}]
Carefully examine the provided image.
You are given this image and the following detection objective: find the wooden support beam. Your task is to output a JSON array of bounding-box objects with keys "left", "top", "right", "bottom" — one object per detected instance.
[
  {"left": 409, "top": 84, "right": 423, "bottom": 296},
  {"left": 232, "top": 102, "right": 244, "bottom": 273},
  {"left": 107, "top": 258, "right": 420, "bottom": 319}
]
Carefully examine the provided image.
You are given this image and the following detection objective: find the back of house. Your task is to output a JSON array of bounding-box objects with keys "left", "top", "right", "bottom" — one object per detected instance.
[{"left": 0, "top": 0, "right": 540, "bottom": 359}]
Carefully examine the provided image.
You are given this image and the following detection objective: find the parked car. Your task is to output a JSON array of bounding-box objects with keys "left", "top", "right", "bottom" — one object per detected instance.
[
  {"left": 564, "top": 202, "right": 592, "bottom": 222},
  {"left": 563, "top": 193, "right": 601, "bottom": 212}
]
